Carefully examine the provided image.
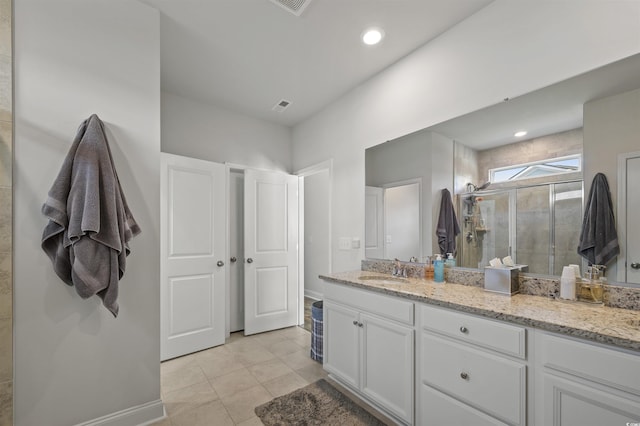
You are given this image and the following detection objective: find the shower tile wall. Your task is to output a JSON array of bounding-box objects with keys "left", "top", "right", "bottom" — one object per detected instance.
[
  {"left": 0, "top": 0, "right": 11, "bottom": 423},
  {"left": 516, "top": 185, "right": 551, "bottom": 273},
  {"left": 476, "top": 128, "right": 583, "bottom": 183}
]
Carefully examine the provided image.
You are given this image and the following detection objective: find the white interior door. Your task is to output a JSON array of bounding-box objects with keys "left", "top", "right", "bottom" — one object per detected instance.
[
  {"left": 626, "top": 156, "right": 640, "bottom": 284},
  {"left": 365, "top": 186, "right": 384, "bottom": 259},
  {"left": 244, "top": 169, "right": 299, "bottom": 335},
  {"left": 161, "top": 153, "right": 226, "bottom": 360}
]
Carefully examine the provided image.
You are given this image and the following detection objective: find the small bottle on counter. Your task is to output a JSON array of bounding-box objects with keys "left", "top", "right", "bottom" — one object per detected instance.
[
  {"left": 424, "top": 256, "right": 434, "bottom": 280},
  {"left": 434, "top": 254, "right": 444, "bottom": 283},
  {"left": 560, "top": 266, "right": 576, "bottom": 300},
  {"left": 445, "top": 253, "right": 456, "bottom": 268}
]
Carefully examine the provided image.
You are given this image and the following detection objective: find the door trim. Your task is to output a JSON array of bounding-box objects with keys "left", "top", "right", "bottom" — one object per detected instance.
[
  {"left": 617, "top": 150, "right": 640, "bottom": 286},
  {"left": 296, "top": 159, "right": 333, "bottom": 325}
]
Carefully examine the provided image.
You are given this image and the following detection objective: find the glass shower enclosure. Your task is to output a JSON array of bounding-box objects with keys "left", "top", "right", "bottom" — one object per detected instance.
[{"left": 457, "top": 180, "right": 583, "bottom": 275}]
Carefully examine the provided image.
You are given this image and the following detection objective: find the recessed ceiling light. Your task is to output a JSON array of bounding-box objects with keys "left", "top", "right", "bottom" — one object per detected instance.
[
  {"left": 514, "top": 131, "right": 527, "bottom": 137},
  {"left": 362, "top": 28, "right": 384, "bottom": 45}
]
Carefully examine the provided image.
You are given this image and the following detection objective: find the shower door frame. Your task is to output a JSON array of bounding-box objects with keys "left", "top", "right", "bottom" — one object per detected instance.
[{"left": 457, "top": 178, "right": 583, "bottom": 275}]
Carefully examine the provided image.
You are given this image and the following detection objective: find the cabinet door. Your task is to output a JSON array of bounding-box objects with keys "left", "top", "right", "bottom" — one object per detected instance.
[
  {"left": 324, "top": 301, "right": 360, "bottom": 389},
  {"left": 361, "top": 313, "right": 414, "bottom": 424},
  {"left": 544, "top": 373, "right": 640, "bottom": 426}
]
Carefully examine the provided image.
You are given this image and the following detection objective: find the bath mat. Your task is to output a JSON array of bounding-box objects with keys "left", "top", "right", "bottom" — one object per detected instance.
[{"left": 255, "top": 379, "right": 389, "bottom": 425}]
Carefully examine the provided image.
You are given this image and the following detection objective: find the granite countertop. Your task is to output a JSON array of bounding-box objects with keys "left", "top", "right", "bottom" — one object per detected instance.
[{"left": 320, "top": 271, "right": 640, "bottom": 352}]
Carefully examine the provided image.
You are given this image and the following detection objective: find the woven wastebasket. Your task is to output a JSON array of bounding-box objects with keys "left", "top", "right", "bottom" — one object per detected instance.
[{"left": 310, "top": 300, "right": 323, "bottom": 362}]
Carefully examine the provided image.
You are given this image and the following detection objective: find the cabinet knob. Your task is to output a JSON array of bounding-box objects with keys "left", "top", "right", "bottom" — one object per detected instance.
[
  {"left": 358, "top": 322, "right": 363, "bottom": 327},
  {"left": 216, "top": 260, "right": 224, "bottom": 267},
  {"left": 459, "top": 326, "right": 468, "bottom": 334},
  {"left": 353, "top": 320, "right": 358, "bottom": 326},
  {"left": 460, "top": 372, "right": 469, "bottom": 380}
]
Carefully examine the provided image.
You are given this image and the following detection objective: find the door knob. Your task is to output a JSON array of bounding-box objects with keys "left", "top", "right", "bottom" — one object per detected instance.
[
  {"left": 631, "top": 262, "right": 640, "bottom": 270},
  {"left": 460, "top": 372, "right": 469, "bottom": 380},
  {"left": 216, "top": 260, "right": 224, "bottom": 267},
  {"left": 247, "top": 258, "right": 253, "bottom": 264},
  {"left": 230, "top": 256, "right": 237, "bottom": 263}
]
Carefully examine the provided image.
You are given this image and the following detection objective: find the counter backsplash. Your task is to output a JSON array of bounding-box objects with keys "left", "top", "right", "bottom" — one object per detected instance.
[{"left": 361, "top": 259, "right": 640, "bottom": 311}]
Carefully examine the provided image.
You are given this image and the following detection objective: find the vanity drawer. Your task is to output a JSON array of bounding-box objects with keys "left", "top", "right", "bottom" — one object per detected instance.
[
  {"left": 324, "top": 281, "right": 414, "bottom": 325},
  {"left": 538, "top": 331, "right": 640, "bottom": 396},
  {"left": 420, "top": 383, "right": 509, "bottom": 426},
  {"left": 420, "top": 304, "right": 526, "bottom": 359},
  {"left": 421, "top": 332, "right": 526, "bottom": 426}
]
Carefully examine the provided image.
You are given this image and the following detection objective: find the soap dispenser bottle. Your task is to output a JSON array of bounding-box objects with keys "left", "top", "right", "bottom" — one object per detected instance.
[
  {"left": 445, "top": 253, "right": 456, "bottom": 268},
  {"left": 434, "top": 254, "right": 445, "bottom": 283}
]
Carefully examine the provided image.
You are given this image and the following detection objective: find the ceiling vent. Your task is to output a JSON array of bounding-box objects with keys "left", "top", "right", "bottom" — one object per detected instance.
[
  {"left": 269, "top": 0, "right": 311, "bottom": 16},
  {"left": 272, "top": 99, "right": 292, "bottom": 113}
]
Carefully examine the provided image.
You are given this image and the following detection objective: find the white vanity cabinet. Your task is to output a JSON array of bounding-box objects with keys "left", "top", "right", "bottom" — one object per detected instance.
[
  {"left": 417, "top": 304, "right": 528, "bottom": 426},
  {"left": 534, "top": 331, "right": 640, "bottom": 426},
  {"left": 323, "top": 282, "right": 415, "bottom": 425}
]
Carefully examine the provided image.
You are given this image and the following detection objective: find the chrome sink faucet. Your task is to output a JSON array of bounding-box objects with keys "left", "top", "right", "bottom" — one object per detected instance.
[{"left": 393, "top": 259, "right": 407, "bottom": 277}]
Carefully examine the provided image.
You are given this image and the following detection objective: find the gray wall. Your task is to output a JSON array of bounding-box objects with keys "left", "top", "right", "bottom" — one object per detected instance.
[
  {"left": 13, "top": 1, "right": 162, "bottom": 425},
  {"left": 0, "top": 0, "right": 11, "bottom": 422}
]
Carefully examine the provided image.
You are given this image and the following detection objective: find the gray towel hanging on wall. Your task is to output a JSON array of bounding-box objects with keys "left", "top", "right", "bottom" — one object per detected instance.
[
  {"left": 577, "top": 172, "right": 619, "bottom": 266},
  {"left": 41, "top": 114, "right": 141, "bottom": 317},
  {"left": 436, "top": 188, "right": 460, "bottom": 256}
]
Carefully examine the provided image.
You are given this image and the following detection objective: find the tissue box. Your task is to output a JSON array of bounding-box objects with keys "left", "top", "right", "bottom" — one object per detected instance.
[{"left": 484, "top": 266, "right": 522, "bottom": 295}]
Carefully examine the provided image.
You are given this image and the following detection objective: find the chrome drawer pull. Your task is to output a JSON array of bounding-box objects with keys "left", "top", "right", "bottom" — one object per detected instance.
[
  {"left": 460, "top": 372, "right": 469, "bottom": 380},
  {"left": 459, "top": 326, "right": 468, "bottom": 333}
]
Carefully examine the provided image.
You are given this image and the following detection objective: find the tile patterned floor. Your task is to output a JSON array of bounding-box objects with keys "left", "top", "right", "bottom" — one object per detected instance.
[{"left": 154, "top": 326, "right": 327, "bottom": 426}]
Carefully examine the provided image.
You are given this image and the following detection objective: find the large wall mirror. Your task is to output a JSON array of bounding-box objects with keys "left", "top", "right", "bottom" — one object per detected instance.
[{"left": 365, "top": 53, "right": 640, "bottom": 285}]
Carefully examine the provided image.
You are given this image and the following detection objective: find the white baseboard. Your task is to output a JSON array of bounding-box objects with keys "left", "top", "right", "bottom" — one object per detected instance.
[
  {"left": 304, "top": 289, "right": 323, "bottom": 300},
  {"left": 75, "top": 399, "right": 165, "bottom": 426}
]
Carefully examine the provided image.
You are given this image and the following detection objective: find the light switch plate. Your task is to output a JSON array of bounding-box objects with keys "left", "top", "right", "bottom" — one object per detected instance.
[
  {"left": 351, "top": 238, "right": 361, "bottom": 249},
  {"left": 339, "top": 237, "right": 351, "bottom": 250}
]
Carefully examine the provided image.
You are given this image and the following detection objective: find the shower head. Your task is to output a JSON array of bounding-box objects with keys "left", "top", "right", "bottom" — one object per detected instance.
[
  {"left": 476, "top": 181, "right": 491, "bottom": 191},
  {"left": 466, "top": 182, "right": 491, "bottom": 192}
]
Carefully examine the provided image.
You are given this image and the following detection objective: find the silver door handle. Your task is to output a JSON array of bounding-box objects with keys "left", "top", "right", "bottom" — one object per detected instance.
[
  {"left": 631, "top": 262, "right": 640, "bottom": 270},
  {"left": 246, "top": 258, "right": 253, "bottom": 264},
  {"left": 230, "top": 257, "right": 237, "bottom": 263},
  {"left": 216, "top": 260, "right": 224, "bottom": 267}
]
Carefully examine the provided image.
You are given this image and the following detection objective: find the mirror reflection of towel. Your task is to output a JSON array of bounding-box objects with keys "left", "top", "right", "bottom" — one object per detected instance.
[
  {"left": 578, "top": 173, "right": 619, "bottom": 266},
  {"left": 41, "top": 114, "right": 141, "bottom": 317},
  {"left": 437, "top": 188, "right": 460, "bottom": 255}
]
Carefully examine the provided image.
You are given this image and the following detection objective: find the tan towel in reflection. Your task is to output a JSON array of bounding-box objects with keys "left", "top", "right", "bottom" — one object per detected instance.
[{"left": 41, "top": 114, "right": 141, "bottom": 317}]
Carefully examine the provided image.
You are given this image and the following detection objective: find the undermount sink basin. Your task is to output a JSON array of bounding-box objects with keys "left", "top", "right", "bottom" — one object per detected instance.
[{"left": 358, "top": 275, "right": 409, "bottom": 285}]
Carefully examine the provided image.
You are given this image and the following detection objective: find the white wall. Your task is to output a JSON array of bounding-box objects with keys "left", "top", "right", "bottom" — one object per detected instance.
[
  {"left": 584, "top": 87, "right": 640, "bottom": 280},
  {"left": 292, "top": 0, "right": 640, "bottom": 273},
  {"left": 365, "top": 129, "right": 454, "bottom": 260},
  {"left": 162, "top": 91, "right": 292, "bottom": 172},
  {"left": 303, "top": 170, "right": 330, "bottom": 297},
  {"left": 14, "top": 1, "right": 162, "bottom": 425}
]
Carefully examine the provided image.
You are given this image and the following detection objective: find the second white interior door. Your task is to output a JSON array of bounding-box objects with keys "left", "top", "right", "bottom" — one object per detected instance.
[{"left": 243, "top": 169, "right": 299, "bottom": 335}]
